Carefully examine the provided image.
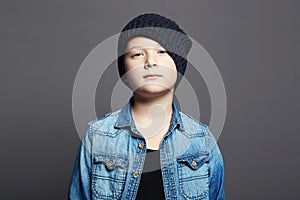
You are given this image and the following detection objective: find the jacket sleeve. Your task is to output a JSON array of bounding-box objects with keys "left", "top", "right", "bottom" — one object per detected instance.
[
  {"left": 68, "top": 124, "right": 93, "bottom": 200},
  {"left": 208, "top": 130, "right": 226, "bottom": 200}
]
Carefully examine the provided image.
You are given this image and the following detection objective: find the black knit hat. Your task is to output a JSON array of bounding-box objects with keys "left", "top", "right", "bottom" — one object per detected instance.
[{"left": 117, "top": 13, "right": 192, "bottom": 81}]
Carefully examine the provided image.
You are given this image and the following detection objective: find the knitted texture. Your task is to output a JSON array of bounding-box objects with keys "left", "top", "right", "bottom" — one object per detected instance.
[{"left": 117, "top": 13, "right": 192, "bottom": 79}]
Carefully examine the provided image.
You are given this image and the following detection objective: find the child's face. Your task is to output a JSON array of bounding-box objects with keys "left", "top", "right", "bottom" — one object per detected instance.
[{"left": 124, "top": 37, "right": 177, "bottom": 96}]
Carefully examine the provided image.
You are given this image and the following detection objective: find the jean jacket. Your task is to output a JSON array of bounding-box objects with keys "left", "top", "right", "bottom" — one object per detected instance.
[{"left": 69, "top": 98, "right": 225, "bottom": 200}]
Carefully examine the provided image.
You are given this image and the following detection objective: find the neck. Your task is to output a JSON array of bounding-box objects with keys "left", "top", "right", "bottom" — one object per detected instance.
[
  {"left": 131, "top": 90, "right": 174, "bottom": 120},
  {"left": 130, "top": 90, "right": 174, "bottom": 149}
]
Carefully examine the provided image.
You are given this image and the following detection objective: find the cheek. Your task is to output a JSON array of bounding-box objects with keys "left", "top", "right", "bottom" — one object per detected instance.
[
  {"left": 160, "top": 56, "right": 177, "bottom": 70},
  {"left": 124, "top": 59, "right": 143, "bottom": 72},
  {"left": 124, "top": 58, "right": 131, "bottom": 72},
  {"left": 124, "top": 56, "right": 135, "bottom": 71},
  {"left": 123, "top": 66, "right": 144, "bottom": 87},
  {"left": 164, "top": 68, "right": 178, "bottom": 83}
]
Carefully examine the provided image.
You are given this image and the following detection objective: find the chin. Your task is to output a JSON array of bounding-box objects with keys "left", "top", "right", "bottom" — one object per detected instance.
[{"left": 135, "top": 85, "right": 173, "bottom": 96}]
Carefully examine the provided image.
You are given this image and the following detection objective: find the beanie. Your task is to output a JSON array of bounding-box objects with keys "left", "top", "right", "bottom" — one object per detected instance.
[{"left": 117, "top": 13, "right": 192, "bottom": 81}]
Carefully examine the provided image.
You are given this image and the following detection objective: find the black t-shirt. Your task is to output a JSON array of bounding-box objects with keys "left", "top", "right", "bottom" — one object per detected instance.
[{"left": 135, "top": 149, "right": 165, "bottom": 200}]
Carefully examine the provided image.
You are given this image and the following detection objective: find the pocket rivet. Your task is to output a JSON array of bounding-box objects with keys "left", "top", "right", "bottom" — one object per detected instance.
[
  {"left": 133, "top": 172, "right": 139, "bottom": 178},
  {"left": 108, "top": 161, "right": 114, "bottom": 167},
  {"left": 138, "top": 143, "right": 144, "bottom": 149},
  {"left": 191, "top": 160, "right": 197, "bottom": 166}
]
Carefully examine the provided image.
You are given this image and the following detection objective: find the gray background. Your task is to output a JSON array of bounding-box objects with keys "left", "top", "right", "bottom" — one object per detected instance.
[{"left": 1, "top": 0, "right": 299, "bottom": 199}]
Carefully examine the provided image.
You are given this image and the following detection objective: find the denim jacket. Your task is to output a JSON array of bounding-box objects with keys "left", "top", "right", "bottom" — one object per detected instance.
[{"left": 69, "top": 98, "right": 225, "bottom": 200}]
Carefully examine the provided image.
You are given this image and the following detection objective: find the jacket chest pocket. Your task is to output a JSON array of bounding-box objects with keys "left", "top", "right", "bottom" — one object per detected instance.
[
  {"left": 92, "top": 154, "right": 128, "bottom": 199},
  {"left": 177, "top": 152, "right": 210, "bottom": 200}
]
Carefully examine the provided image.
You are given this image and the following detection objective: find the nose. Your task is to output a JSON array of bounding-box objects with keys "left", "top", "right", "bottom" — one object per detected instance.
[{"left": 144, "top": 51, "right": 158, "bottom": 69}]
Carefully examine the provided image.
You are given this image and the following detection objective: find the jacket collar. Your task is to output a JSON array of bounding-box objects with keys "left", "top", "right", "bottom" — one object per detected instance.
[{"left": 114, "top": 96, "right": 185, "bottom": 132}]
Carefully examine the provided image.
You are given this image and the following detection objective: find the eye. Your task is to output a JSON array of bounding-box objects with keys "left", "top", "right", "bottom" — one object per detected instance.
[
  {"left": 158, "top": 50, "right": 168, "bottom": 55},
  {"left": 133, "top": 52, "right": 143, "bottom": 57},
  {"left": 129, "top": 51, "right": 145, "bottom": 59}
]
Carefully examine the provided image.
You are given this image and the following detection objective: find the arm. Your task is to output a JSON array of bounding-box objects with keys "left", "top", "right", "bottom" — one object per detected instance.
[
  {"left": 68, "top": 125, "right": 93, "bottom": 200},
  {"left": 208, "top": 131, "right": 226, "bottom": 200}
]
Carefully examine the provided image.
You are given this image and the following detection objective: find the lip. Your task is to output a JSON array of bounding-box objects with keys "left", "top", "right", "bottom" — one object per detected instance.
[{"left": 143, "top": 74, "right": 163, "bottom": 79}]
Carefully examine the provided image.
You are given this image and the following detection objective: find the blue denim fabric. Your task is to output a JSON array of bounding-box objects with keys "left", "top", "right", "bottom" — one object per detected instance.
[{"left": 69, "top": 98, "right": 225, "bottom": 200}]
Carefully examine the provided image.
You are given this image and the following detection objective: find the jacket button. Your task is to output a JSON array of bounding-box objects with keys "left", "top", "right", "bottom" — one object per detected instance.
[
  {"left": 108, "top": 161, "right": 114, "bottom": 167},
  {"left": 133, "top": 172, "right": 139, "bottom": 178},
  {"left": 138, "top": 143, "right": 144, "bottom": 149},
  {"left": 191, "top": 160, "right": 197, "bottom": 166}
]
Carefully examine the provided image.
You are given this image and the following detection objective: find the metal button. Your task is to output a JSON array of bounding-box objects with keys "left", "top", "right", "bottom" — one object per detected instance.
[
  {"left": 138, "top": 143, "right": 144, "bottom": 149},
  {"left": 108, "top": 161, "right": 113, "bottom": 167},
  {"left": 133, "top": 172, "right": 139, "bottom": 178},
  {"left": 191, "top": 160, "right": 197, "bottom": 166}
]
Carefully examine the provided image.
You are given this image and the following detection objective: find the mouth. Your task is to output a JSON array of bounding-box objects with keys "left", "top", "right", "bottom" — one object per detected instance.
[{"left": 143, "top": 74, "right": 163, "bottom": 79}]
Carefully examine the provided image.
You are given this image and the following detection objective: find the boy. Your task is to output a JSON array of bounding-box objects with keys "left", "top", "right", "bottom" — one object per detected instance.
[{"left": 69, "top": 13, "right": 225, "bottom": 200}]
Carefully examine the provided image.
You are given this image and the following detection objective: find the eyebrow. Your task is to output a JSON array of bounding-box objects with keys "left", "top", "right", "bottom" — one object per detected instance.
[
  {"left": 126, "top": 46, "right": 166, "bottom": 53},
  {"left": 126, "top": 46, "right": 143, "bottom": 52}
]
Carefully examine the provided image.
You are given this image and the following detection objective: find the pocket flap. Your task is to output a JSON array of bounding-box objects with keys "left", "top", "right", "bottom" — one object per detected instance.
[
  {"left": 94, "top": 154, "right": 128, "bottom": 170},
  {"left": 177, "top": 152, "right": 210, "bottom": 170}
]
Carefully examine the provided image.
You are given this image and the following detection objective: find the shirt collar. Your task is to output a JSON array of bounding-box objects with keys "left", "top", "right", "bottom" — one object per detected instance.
[{"left": 114, "top": 96, "right": 184, "bottom": 132}]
